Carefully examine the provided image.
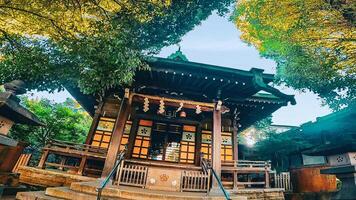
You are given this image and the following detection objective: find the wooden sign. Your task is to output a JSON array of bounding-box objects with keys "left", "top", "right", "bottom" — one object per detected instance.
[{"left": 0, "top": 116, "right": 14, "bottom": 135}]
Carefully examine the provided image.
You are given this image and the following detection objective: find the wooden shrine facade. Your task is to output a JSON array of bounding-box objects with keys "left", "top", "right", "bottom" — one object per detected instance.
[{"left": 35, "top": 53, "right": 295, "bottom": 192}]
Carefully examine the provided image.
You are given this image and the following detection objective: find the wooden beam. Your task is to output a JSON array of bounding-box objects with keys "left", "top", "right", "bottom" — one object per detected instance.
[
  {"left": 101, "top": 99, "right": 131, "bottom": 177},
  {"left": 131, "top": 93, "right": 214, "bottom": 112},
  {"left": 211, "top": 105, "right": 222, "bottom": 191}
]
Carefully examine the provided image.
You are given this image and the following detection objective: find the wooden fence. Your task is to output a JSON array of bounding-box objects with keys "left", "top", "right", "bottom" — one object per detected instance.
[
  {"left": 180, "top": 170, "right": 210, "bottom": 192},
  {"left": 274, "top": 172, "right": 292, "bottom": 192},
  {"left": 117, "top": 161, "right": 148, "bottom": 188}
]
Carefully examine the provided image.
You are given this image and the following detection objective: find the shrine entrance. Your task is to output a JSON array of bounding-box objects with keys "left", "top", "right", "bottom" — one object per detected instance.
[
  {"left": 148, "top": 122, "right": 181, "bottom": 162},
  {"left": 131, "top": 119, "right": 197, "bottom": 164}
]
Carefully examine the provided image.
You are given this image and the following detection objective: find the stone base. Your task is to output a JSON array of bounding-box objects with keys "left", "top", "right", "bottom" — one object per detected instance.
[{"left": 16, "top": 181, "right": 290, "bottom": 200}]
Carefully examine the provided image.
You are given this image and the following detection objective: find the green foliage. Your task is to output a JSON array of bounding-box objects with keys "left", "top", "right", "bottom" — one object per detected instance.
[
  {"left": 9, "top": 97, "right": 91, "bottom": 148},
  {"left": 234, "top": 0, "right": 355, "bottom": 110},
  {"left": 253, "top": 130, "right": 312, "bottom": 171},
  {"left": 0, "top": 1, "right": 234, "bottom": 97}
]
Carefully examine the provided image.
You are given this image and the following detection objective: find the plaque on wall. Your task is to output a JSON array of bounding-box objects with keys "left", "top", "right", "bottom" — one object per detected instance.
[
  {"left": 0, "top": 116, "right": 14, "bottom": 135},
  {"left": 182, "top": 132, "right": 195, "bottom": 142},
  {"left": 97, "top": 120, "right": 115, "bottom": 132},
  {"left": 202, "top": 133, "right": 212, "bottom": 144},
  {"left": 124, "top": 123, "right": 132, "bottom": 134},
  {"left": 222, "top": 135, "right": 232, "bottom": 145},
  {"left": 137, "top": 126, "right": 152, "bottom": 137}
]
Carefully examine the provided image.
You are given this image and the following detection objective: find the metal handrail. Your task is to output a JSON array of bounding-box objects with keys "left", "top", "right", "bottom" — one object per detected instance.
[
  {"left": 96, "top": 149, "right": 126, "bottom": 200},
  {"left": 201, "top": 158, "right": 231, "bottom": 200},
  {"left": 210, "top": 167, "right": 231, "bottom": 200}
]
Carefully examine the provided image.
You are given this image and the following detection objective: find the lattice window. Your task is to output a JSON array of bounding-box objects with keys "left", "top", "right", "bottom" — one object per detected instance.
[
  {"left": 180, "top": 125, "right": 196, "bottom": 164},
  {"left": 91, "top": 117, "right": 115, "bottom": 148},
  {"left": 200, "top": 130, "right": 233, "bottom": 161},
  {"left": 119, "top": 121, "right": 132, "bottom": 151},
  {"left": 132, "top": 120, "right": 152, "bottom": 159},
  {"left": 221, "top": 132, "right": 233, "bottom": 161}
]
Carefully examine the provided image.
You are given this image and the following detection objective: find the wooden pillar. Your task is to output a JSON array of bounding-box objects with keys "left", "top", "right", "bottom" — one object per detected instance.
[
  {"left": 77, "top": 156, "right": 87, "bottom": 175},
  {"left": 101, "top": 99, "right": 131, "bottom": 177},
  {"left": 232, "top": 122, "right": 239, "bottom": 190},
  {"left": 58, "top": 157, "right": 67, "bottom": 171},
  {"left": 85, "top": 101, "right": 104, "bottom": 144},
  {"left": 265, "top": 161, "right": 270, "bottom": 188},
  {"left": 211, "top": 104, "right": 222, "bottom": 191},
  {"left": 37, "top": 149, "right": 49, "bottom": 169},
  {"left": 127, "top": 118, "right": 139, "bottom": 159},
  {"left": 194, "top": 124, "right": 202, "bottom": 166}
]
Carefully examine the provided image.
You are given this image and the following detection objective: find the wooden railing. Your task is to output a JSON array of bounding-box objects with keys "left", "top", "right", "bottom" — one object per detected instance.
[
  {"left": 222, "top": 160, "right": 272, "bottom": 189},
  {"left": 274, "top": 172, "right": 292, "bottom": 191},
  {"left": 116, "top": 160, "right": 148, "bottom": 188},
  {"left": 37, "top": 139, "right": 108, "bottom": 175},
  {"left": 44, "top": 139, "right": 107, "bottom": 155},
  {"left": 12, "top": 154, "right": 32, "bottom": 173},
  {"left": 180, "top": 170, "right": 210, "bottom": 192}
]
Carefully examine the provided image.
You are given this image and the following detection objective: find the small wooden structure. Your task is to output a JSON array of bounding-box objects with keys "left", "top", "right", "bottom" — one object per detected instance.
[
  {"left": 0, "top": 80, "right": 43, "bottom": 197},
  {"left": 18, "top": 51, "right": 295, "bottom": 198}
]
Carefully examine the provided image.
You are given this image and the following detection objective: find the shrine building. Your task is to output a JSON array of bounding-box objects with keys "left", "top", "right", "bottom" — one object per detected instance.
[{"left": 17, "top": 50, "right": 296, "bottom": 200}]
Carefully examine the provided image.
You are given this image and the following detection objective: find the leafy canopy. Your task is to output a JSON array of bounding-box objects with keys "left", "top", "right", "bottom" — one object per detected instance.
[
  {"left": 234, "top": 0, "right": 355, "bottom": 110},
  {"left": 0, "top": 0, "right": 233, "bottom": 96}
]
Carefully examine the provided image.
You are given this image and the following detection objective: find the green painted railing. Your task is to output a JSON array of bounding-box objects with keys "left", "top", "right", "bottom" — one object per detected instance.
[
  {"left": 96, "top": 149, "right": 126, "bottom": 200},
  {"left": 201, "top": 157, "right": 231, "bottom": 200}
]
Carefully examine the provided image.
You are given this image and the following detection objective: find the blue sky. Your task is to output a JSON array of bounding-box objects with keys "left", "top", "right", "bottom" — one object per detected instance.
[{"left": 32, "top": 13, "right": 332, "bottom": 126}]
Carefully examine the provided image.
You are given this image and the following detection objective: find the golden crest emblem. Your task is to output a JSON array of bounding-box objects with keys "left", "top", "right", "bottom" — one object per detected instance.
[{"left": 159, "top": 174, "right": 169, "bottom": 182}]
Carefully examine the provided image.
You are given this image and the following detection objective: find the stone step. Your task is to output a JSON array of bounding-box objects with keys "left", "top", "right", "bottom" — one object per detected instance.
[
  {"left": 16, "top": 191, "right": 63, "bottom": 200},
  {"left": 69, "top": 181, "right": 247, "bottom": 200},
  {"left": 45, "top": 187, "right": 111, "bottom": 200}
]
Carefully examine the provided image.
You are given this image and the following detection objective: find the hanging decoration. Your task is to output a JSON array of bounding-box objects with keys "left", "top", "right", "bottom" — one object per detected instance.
[
  {"left": 179, "top": 110, "right": 186, "bottom": 118},
  {"left": 143, "top": 97, "right": 150, "bottom": 112},
  {"left": 158, "top": 99, "right": 165, "bottom": 114},
  {"left": 195, "top": 105, "right": 202, "bottom": 114},
  {"left": 176, "top": 102, "right": 184, "bottom": 112}
]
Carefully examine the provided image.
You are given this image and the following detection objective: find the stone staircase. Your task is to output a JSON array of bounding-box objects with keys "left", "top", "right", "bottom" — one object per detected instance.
[{"left": 16, "top": 181, "right": 248, "bottom": 200}]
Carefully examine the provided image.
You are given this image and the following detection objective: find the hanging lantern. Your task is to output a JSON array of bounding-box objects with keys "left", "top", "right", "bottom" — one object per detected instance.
[
  {"left": 196, "top": 105, "right": 202, "bottom": 114},
  {"left": 143, "top": 97, "right": 149, "bottom": 112},
  {"left": 158, "top": 99, "right": 165, "bottom": 114},
  {"left": 179, "top": 110, "right": 186, "bottom": 118}
]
